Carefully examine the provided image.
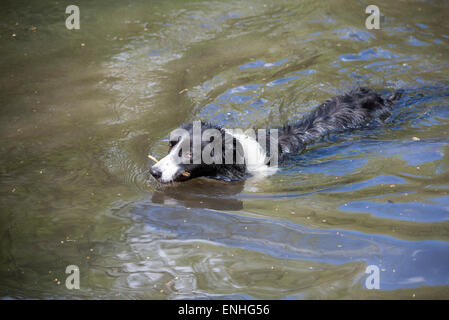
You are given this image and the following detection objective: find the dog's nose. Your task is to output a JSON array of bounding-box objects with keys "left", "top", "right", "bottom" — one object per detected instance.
[{"left": 149, "top": 167, "right": 162, "bottom": 179}]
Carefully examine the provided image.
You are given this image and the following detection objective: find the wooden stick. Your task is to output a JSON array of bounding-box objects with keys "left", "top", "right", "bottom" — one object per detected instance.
[
  {"left": 148, "top": 154, "right": 190, "bottom": 177},
  {"left": 147, "top": 155, "right": 158, "bottom": 163}
]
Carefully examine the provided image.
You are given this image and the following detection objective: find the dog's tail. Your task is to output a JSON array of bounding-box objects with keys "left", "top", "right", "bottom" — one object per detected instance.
[{"left": 278, "top": 87, "right": 401, "bottom": 157}]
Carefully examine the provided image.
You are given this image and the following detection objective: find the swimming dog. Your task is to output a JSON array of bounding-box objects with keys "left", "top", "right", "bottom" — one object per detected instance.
[{"left": 149, "top": 87, "right": 401, "bottom": 184}]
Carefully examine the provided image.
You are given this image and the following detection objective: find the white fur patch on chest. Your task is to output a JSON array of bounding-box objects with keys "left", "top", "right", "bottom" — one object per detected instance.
[{"left": 225, "top": 129, "right": 278, "bottom": 176}]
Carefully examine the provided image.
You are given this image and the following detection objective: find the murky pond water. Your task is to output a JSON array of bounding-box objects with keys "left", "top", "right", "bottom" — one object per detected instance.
[{"left": 1, "top": 0, "right": 449, "bottom": 299}]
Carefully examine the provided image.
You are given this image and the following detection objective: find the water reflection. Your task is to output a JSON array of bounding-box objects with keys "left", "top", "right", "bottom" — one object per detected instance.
[
  {"left": 151, "top": 179, "right": 244, "bottom": 211},
  {"left": 130, "top": 202, "right": 449, "bottom": 291}
]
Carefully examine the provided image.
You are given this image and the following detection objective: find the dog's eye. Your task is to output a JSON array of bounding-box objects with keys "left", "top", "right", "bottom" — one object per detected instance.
[{"left": 169, "top": 141, "right": 177, "bottom": 149}]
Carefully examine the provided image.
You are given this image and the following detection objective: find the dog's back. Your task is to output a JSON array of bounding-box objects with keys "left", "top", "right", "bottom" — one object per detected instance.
[{"left": 278, "top": 87, "right": 400, "bottom": 158}]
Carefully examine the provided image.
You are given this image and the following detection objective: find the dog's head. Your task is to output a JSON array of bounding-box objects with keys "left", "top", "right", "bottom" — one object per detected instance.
[{"left": 149, "top": 122, "right": 246, "bottom": 184}]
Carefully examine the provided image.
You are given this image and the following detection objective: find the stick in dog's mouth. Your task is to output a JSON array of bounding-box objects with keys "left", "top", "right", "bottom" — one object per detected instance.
[
  {"left": 148, "top": 154, "right": 190, "bottom": 177},
  {"left": 147, "top": 154, "right": 159, "bottom": 163}
]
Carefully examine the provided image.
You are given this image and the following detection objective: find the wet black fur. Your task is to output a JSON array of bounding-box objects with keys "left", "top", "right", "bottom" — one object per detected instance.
[
  {"left": 152, "top": 87, "right": 401, "bottom": 182},
  {"left": 277, "top": 87, "right": 399, "bottom": 160}
]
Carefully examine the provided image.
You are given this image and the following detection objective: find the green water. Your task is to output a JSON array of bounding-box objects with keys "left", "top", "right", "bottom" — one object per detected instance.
[{"left": 1, "top": 0, "right": 449, "bottom": 299}]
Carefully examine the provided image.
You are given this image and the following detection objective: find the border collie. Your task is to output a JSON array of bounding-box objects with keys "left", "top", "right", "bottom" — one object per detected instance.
[{"left": 149, "top": 87, "right": 401, "bottom": 184}]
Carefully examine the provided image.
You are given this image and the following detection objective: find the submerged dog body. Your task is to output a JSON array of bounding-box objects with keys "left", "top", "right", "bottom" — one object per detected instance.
[{"left": 150, "top": 87, "right": 400, "bottom": 183}]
